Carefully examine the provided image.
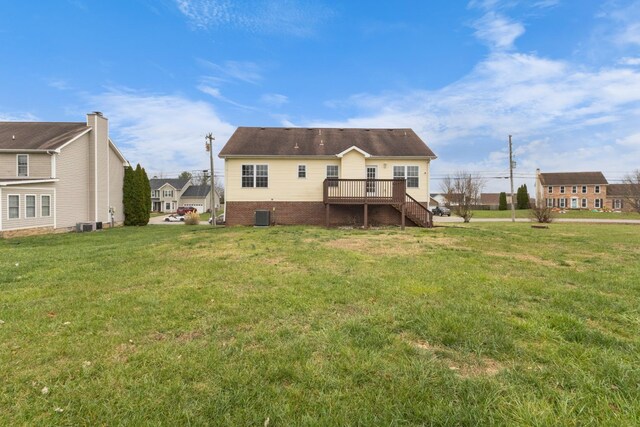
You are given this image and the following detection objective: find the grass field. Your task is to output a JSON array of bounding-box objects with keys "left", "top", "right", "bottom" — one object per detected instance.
[
  {"left": 2, "top": 223, "right": 639, "bottom": 425},
  {"left": 468, "top": 209, "right": 639, "bottom": 220}
]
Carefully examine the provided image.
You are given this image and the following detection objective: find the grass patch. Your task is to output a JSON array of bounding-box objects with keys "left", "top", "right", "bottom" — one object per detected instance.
[
  {"left": 470, "top": 209, "right": 639, "bottom": 219},
  {"left": 1, "top": 223, "right": 639, "bottom": 424}
]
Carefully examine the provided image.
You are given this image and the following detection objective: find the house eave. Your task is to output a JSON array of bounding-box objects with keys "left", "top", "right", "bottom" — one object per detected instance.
[{"left": 0, "top": 178, "right": 59, "bottom": 186}]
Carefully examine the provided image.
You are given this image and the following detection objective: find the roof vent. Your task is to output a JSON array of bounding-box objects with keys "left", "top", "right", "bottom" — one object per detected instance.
[
  {"left": 12, "top": 135, "right": 16, "bottom": 140},
  {"left": 294, "top": 142, "right": 299, "bottom": 149},
  {"left": 319, "top": 129, "right": 322, "bottom": 136},
  {"left": 320, "top": 139, "right": 324, "bottom": 146}
]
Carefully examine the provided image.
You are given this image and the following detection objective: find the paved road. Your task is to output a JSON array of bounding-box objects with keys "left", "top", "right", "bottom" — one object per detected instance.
[{"left": 433, "top": 216, "right": 640, "bottom": 224}]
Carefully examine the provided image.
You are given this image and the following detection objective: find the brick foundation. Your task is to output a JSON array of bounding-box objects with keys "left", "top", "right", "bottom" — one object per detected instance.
[{"left": 225, "top": 201, "right": 416, "bottom": 227}]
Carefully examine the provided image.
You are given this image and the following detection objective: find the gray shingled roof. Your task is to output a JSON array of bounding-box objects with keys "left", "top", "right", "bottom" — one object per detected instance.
[
  {"left": 539, "top": 172, "right": 608, "bottom": 186},
  {"left": 149, "top": 178, "right": 190, "bottom": 191},
  {"left": 219, "top": 127, "right": 436, "bottom": 158},
  {"left": 0, "top": 122, "right": 90, "bottom": 150},
  {"left": 182, "top": 184, "right": 211, "bottom": 198},
  {"left": 607, "top": 183, "right": 640, "bottom": 197}
]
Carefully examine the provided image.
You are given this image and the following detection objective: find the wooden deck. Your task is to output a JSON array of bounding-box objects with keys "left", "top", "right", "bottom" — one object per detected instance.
[{"left": 323, "top": 179, "right": 433, "bottom": 228}]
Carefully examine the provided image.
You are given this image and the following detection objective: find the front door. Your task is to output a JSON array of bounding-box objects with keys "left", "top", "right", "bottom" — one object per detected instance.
[
  {"left": 571, "top": 198, "right": 578, "bottom": 209},
  {"left": 366, "top": 166, "right": 377, "bottom": 194}
]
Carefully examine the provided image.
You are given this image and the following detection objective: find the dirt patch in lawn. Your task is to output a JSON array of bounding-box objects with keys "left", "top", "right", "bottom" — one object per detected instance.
[
  {"left": 485, "top": 251, "right": 558, "bottom": 268},
  {"left": 402, "top": 334, "right": 505, "bottom": 378},
  {"left": 324, "top": 234, "right": 461, "bottom": 256}
]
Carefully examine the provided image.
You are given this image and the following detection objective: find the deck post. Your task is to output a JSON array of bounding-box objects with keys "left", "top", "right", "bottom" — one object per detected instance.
[
  {"left": 325, "top": 203, "right": 330, "bottom": 228},
  {"left": 401, "top": 203, "right": 405, "bottom": 230},
  {"left": 364, "top": 203, "right": 368, "bottom": 229}
]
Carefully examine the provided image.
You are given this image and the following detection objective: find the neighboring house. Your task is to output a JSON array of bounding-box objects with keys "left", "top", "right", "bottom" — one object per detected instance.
[
  {"left": 219, "top": 127, "right": 437, "bottom": 228},
  {"left": 536, "top": 170, "right": 608, "bottom": 209},
  {"left": 430, "top": 193, "right": 448, "bottom": 207},
  {"left": 150, "top": 178, "right": 218, "bottom": 213},
  {"left": 479, "top": 192, "right": 523, "bottom": 209},
  {"left": 606, "top": 184, "right": 640, "bottom": 212},
  {"left": 0, "top": 112, "right": 127, "bottom": 238}
]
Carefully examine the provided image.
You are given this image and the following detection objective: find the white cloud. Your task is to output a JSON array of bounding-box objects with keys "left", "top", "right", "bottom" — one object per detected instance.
[
  {"left": 616, "top": 132, "right": 640, "bottom": 146},
  {"left": 619, "top": 56, "right": 640, "bottom": 65},
  {"left": 175, "top": 0, "right": 333, "bottom": 36},
  {"left": 94, "top": 88, "right": 235, "bottom": 176},
  {"left": 197, "top": 84, "right": 256, "bottom": 110},
  {"left": 304, "top": 49, "right": 640, "bottom": 191},
  {"left": 0, "top": 112, "right": 38, "bottom": 121},
  {"left": 199, "top": 59, "right": 263, "bottom": 84},
  {"left": 472, "top": 12, "right": 525, "bottom": 50},
  {"left": 260, "top": 93, "right": 288, "bottom": 107}
]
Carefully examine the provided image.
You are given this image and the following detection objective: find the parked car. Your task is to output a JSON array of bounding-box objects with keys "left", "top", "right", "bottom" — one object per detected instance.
[
  {"left": 433, "top": 206, "right": 451, "bottom": 216},
  {"left": 164, "top": 214, "right": 185, "bottom": 222},
  {"left": 208, "top": 214, "right": 225, "bottom": 225},
  {"left": 176, "top": 206, "right": 197, "bottom": 215}
]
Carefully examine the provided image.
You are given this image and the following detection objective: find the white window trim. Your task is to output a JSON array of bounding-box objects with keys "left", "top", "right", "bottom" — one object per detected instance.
[
  {"left": 241, "top": 164, "right": 269, "bottom": 188},
  {"left": 298, "top": 164, "right": 307, "bottom": 179},
  {"left": 594, "top": 199, "right": 602, "bottom": 209},
  {"left": 581, "top": 198, "right": 587, "bottom": 208},
  {"left": 614, "top": 199, "right": 622, "bottom": 210},
  {"left": 8, "top": 194, "right": 20, "bottom": 219},
  {"left": 559, "top": 198, "right": 566, "bottom": 208},
  {"left": 17, "top": 154, "right": 29, "bottom": 177},
  {"left": 41, "top": 195, "right": 51, "bottom": 217},
  {"left": 326, "top": 165, "right": 339, "bottom": 178},
  {"left": 595, "top": 185, "right": 601, "bottom": 194},
  {"left": 581, "top": 186, "right": 587, "bottom": 194},
  {"left": 560, "top": 186, "right": 565, "bottom": 194},
  {"left": 25, "top": 194, "right": 36, "bottom": 218},
  {"left": 546, "top": 198, "right": 553, "bottom": 208},
  {"left": 570, "top": 197, "right": 578, "bottom": 209},
  {"left": 548, "top": 186, "right": 553, "bottom": 194},
  {"left": 393, "top": 165, "right": 420, "bottom": 188},
  {"left": 572, "top": 186, "right": 577, "bottom": 194}
]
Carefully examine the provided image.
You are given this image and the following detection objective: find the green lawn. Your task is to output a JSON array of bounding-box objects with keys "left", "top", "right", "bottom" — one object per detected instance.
[
  {"left": 1, "top": 223, "right": 639, "bottom": 425},
  {"left": 469, "top": 209, "right": 639, "bottom": 220}
]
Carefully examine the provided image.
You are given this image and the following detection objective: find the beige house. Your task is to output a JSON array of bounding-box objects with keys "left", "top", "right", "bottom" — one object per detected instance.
[
  {"left": 219, "top": 127, "right": 436, "bottom": 227},
  {"left": 0, "top": 112, "right": 127, "bottom": 238},
  {"left": 150, "top": 178, "right": 218, "bottom": 213}
]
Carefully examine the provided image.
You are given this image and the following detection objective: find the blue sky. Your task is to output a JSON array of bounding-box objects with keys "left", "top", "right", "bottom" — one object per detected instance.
[{"left": 1, "top": 0, "right": 639, "bottom": 191}]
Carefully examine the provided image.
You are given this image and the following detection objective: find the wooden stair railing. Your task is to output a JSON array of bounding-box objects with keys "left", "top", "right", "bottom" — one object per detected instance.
[{"left": 393, "top": 194, "right": 433, "bottom": 228}]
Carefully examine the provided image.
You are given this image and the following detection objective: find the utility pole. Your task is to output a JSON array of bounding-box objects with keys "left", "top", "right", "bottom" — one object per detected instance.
[
  {"left": 509, "top": 135, "right": 516, "bottom": 223},
  {"left": 205, "top": 133, "right": 216, "bottom": 226}
]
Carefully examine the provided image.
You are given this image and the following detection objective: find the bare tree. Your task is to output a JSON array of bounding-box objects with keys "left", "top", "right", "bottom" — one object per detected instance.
[
  {"left": 622, "top": 169, "right": 640, "bottom": 214},
  {"left": 440, "top": 171, "right": 485, "bottom": 223}
]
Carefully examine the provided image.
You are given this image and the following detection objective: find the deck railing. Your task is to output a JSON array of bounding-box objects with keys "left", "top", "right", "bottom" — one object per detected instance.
[
  {"left": 323, "top": 178, "right": 406, "bottom": 204},
  {"left": 404, "top": 193, "right": 433, "bottom": 228}
]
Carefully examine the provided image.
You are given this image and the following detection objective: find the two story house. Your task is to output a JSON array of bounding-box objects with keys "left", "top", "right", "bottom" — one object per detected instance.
[
  {"left": 219, "top": 127, "right": 436, "bottom": 228},
  {"left": 150, "top": 178, "right": 218, "bottom": 213},
  {"left": 0, "top": 112, "right": 127, "bottom": 238},
  {"left": 536, "top": 170, "right": 608, "bottom": 210}
]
